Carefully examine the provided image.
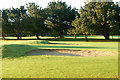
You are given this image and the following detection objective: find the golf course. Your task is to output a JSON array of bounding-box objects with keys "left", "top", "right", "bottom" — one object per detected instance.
[
  {"left": 1, "top": 35, "right": 119, "bottom": 78},
  {"left": 1, "top": 0, "right": 120, "bottom": 79}
]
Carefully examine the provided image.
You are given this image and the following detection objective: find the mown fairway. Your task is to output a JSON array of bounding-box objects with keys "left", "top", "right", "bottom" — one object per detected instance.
[{"left": 1, "top": 35, "right": 119, "bottom": 78}]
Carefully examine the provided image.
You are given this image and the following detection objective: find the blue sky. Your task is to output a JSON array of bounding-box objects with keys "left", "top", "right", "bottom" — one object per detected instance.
[{"left": 0, "top": 0, "right": 119, "bottom": 9}]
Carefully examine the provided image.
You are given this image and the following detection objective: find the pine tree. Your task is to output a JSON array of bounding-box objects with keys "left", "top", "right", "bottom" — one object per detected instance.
[
  {"left": 45, "top": 1, "right": 79, "bottom": 38},
  {"left": 2, "top": 9, "right": 13, "bottom": 40},
  {"left": 7, "top": 6, "right": 27, "bottom": 39},
  {"left": 25, "top": 3, "right": 48, "bottom": 39},
  {"left": 79, "top": 2, "right": 120, "bottom": 39}
]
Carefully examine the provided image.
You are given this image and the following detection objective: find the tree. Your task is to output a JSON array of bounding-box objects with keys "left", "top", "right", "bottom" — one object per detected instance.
[
  {"left": 0, "top": 10, "right": 2, "bottom": 39},
  {"left": 67, "top": 16, "right": 81, "bottom": 39},
  {"left": 114, "top": 2, "right": 120, "bottom": 35},
  {"left": 2, "top": 9, "right": 13, "bottom": 40},
  {"left": 80, "top": 2, "right": 120, "bottom": 39},
  {"left": 71, "top": 16, "right": 93, "bottom": 41},
  {"left": 2, "top": 10, "right": 8, "bottom": 40},
  {"left": 25, "top": 2, "right": 48, "bottom": 39},
  {"left": 45, "top": 1, "right": 79, "bottom": 38},
  {"left": 7, "top": 6, "right": 27, "bottom": 39}
]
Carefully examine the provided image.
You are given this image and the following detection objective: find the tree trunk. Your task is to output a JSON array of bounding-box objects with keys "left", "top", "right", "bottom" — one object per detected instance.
[
  {"left": 17, "top": 36, "right": 20, "bottom": 40},
  {"left": 74, "top": 34, "right": 76, "bottom": 39},
  {"left": 85, "top": 34, "right": 88, "bottom": 41},
  {"left": 36, "top": 34, "right": 40, "bottom": 40},
  {"left": 19, "top": 33, "right": 22, "bottom": 40},
  {"left": 59, "top": 31, "right": 64, "bottom": 38},
  {"left": 17, "top": 32, "right": 20, "bottom": 40},
  {"left": 103, "top": 33, "right": 109, "bottom": 39},
  {"left": 2, "top": 34, "right": 5, "bottom": 40}
]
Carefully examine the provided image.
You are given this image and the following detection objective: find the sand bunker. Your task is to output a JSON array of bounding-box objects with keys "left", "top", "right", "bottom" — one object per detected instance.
[{"left": 26, "top": 49, "right": 117, "bottom": 56}]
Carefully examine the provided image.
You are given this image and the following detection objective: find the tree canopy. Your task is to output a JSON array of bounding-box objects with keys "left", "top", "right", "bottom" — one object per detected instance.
[
  {"left": 25, "top": 3, "right": 48, "bottom": 39},
  {"left": 6, "top": 6, "right": 27, "bottom": 39},
  {"left": 78, "top": 2, "right": 120, "bottom": 39},
  {"left": 1, "top": 1, "right": 120, "bottom": 40},
  {"left": 45, "top": 1, "right": 79, "bottom": 37}
]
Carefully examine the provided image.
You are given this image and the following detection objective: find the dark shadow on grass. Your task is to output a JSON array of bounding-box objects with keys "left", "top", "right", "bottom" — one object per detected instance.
[
  {"left": 2, "top": 43, "right": 114, "bottom": 58},
  {"left": 48, "top": 38, "right": 120, "bottom": 42},
  {"left": 3, "top": 37, "right": 120, "bottom": 42},
  {"left": 2, "top": 44, "right": 38, "bottom": 58},
  {"left": 36, "top": 45, "right": 112, "bottom": 49},
  {"left": 26, "top": 49, "right": 81, "bottom": 56}
]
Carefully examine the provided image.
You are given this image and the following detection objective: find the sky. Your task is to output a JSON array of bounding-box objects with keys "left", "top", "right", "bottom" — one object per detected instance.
[{"left": 0, "top": 0, "right": 119, "bottom": 9}]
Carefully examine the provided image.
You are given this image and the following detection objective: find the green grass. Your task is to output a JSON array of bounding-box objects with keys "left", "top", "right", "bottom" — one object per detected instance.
[
  {"left": 1, "top": 36, "right": 119, "bottom": 78},
  {"left": 3, "top": 55, "right": 118, "bottom": 78}
]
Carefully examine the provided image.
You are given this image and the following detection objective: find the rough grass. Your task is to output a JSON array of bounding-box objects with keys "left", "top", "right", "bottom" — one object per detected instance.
[{"left": 1, "top": 36, "right": 119, "bottom": 78}]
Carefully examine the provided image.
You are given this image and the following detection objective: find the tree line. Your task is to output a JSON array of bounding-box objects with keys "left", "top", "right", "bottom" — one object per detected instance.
[{"left": 2, "top": 1, "right": 120, "bottom": 40}]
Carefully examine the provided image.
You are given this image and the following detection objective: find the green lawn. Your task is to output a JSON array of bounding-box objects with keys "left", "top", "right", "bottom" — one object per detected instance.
[{"left": 1, "top": 36, "right": 119, "bottom": 78}]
